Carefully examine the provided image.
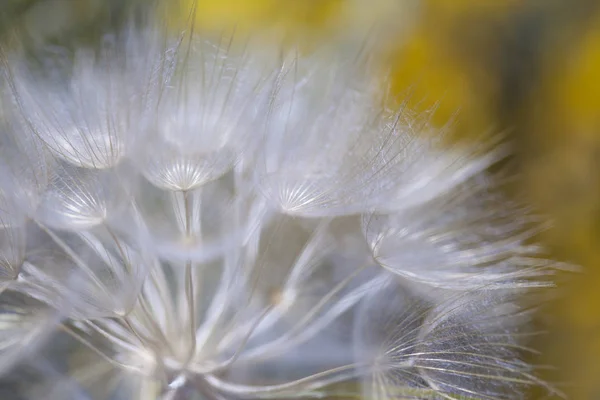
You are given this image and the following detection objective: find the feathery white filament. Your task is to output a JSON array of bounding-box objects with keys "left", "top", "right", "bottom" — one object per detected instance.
[{"left": 363, "top": 176, "right": 562, "bottom": 291}]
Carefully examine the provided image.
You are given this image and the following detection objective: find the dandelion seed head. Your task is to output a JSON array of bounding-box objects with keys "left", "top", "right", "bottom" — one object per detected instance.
[{"left": 0, "top": 13, "right": 568, "bottom": 400}]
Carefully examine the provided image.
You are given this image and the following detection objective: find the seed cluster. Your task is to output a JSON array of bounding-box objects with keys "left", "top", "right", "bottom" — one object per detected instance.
[{"left": 0, "top": 19, "right": 566, "bottom": 400}]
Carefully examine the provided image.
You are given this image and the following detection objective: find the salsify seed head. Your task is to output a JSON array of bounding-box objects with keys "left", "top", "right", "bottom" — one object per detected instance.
[{"left": 0, "top": 12, "right": 572, "bottom": 400}]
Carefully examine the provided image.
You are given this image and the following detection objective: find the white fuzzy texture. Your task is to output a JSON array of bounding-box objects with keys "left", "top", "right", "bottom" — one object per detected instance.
[
  {"left": 0, "top": 23, "right": 568, "bottom": 400},
  {"left": 353, "top": 277, "right": 553, "bottom": 400},
  {"left": 134, "top": 35, "right": 280, "bottom": 192},
  {"left": 363, "top": 176, "right": 563, "bottom": 291},
  {"left": 257, "top": 53, "right": 507, "bottom": 218}
]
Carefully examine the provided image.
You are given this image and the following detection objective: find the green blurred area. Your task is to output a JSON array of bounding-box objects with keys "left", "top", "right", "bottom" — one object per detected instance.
[{"left": 0, "top": 0, "right": 149, "bottom": 48}]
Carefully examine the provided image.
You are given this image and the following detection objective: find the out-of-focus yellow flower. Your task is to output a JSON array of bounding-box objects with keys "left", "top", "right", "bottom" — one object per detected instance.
[
  {"left": 521, "top": 11, "right": 600, "bottom": 399},
  {"left": 171, "top": 0, "right": 420, "bottom": 49},
  {"left": 386, "top": 0, "right": 524, "bottom": 142},
  {"left": 171, "top": 0, "right": 342, "bottom": 39}
]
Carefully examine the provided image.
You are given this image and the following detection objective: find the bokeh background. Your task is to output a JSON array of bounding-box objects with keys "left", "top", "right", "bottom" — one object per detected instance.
[{"left": 1, "top": 0, "right": 600, "bottom": 398}]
